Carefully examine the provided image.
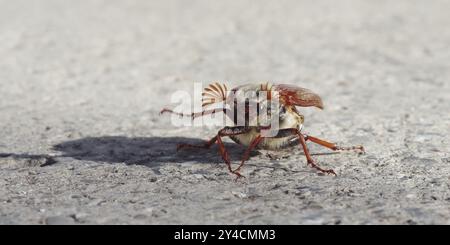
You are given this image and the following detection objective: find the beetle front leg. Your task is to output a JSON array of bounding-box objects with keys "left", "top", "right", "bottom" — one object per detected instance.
[
  {"left": 257, "top": 128, "right": 336, "bottom": 175},
  {"left": 298, "top": 133, "right": 336, "bottom": 175},
  {"left": 233, "top": 135, "right": 263, "bottom": 174},
  {"left": 176, "top": 136, "right": 218, "bottom": 151},
  {"left": 216, "top": 127, "right": 252, "bottom": 179},
  {"left": 304, "top": 135, "right": 365, "bottom": 153},
  {"left": 177, "top": 126, "right": 252, "bottom": 178}
]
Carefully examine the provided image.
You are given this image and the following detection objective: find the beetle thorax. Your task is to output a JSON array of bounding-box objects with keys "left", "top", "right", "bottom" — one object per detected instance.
[
  {"left": 225, "top": 83, "right": 305, "bottom": 130},
  {"left": 279, "top": 106, "right": 304, "bottom": 130}
]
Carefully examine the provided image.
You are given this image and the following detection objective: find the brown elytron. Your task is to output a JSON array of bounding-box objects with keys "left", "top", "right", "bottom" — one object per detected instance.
[{"left": 161, "top": 82, "right": 364, "bottom": 178}]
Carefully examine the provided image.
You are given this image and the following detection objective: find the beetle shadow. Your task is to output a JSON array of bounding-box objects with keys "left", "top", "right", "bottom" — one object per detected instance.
[
  {"left": 51, "top": 136, "right": 340, "bottom": 167},
  {"left": 52, "top": 136, "right": 247, "bottom": 169},
  {"left": 0, "top": 136, "right": 341, "bottom": 174}
]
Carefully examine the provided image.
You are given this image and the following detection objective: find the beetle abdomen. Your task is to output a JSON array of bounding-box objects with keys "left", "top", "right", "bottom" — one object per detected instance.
[
  {"left": 228, "top": 128, "right": 259, "bottom": 147},
  {"left": 229, "top": 131, "right": 298, "bottom": 150},
  {"left": 259, "top": 136, "right": 299, "bottom": 150}
]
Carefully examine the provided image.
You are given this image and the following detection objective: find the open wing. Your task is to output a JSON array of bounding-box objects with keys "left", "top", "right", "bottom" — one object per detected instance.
[
  {"left": 202, "top": 82, "right": 228, "bottom": 108},
  {"left": 273, "top": 84, "right": 324, "bottom": 109}
]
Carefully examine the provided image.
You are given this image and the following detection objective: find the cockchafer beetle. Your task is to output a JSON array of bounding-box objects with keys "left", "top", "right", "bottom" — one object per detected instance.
[{"left": 161, "top": 82, "right": 364, "bottom": 178}]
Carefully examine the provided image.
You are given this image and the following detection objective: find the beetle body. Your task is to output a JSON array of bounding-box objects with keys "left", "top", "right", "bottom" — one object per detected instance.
[
  {"left": 161, "top": 82, "right": 364, "bottom": 178},
  {"left": 219, "top": 83, "right": 308, "bottom": 150}
]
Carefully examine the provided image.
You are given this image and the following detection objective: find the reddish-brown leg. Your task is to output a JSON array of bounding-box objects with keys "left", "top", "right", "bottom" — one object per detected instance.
[
  {"left": 248, "top": 128, "right": 337, "bottom": 176},
  {"left": 176, "top": 136, "right": 217, "bottom": 151},
  {"left": 233, "top": 135, "right": 263, "bottom": 174},
  {"left": 215, "top": 127, "right": 252, "bottom": 179},
  {"left": 215, "top": 135, "right": 235, "bottom": 176},
  {"left": 305, "top": 135, "right": 365, "bottom": 153},
  {"left": 160, "top": 108, "right": 230, "bottom": 120},
  {"left": 298, "top": 133, "right": 336, "bottom": 175},
  {"left": 175, "top": 126, "right": 251, "bottom": 179}
]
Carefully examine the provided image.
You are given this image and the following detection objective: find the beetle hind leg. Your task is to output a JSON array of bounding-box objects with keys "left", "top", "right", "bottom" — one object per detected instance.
[
  {"left": 176, "top": 126, "right": 252, "bottom": 179},
  {"left": 176, "top": 136, "right": 217, "bottom": 151},
  {"left": 160, "top": 108, "right": 229, "bottom": 120},
  {"left": 262, "top": 128, "right": 337, "bottom": 175},
  {"left": 304, "top": 135, "right": 365, "bottom": 154},
  {"left": 216, "top": 127, "right": 252, "bottom": 178}
]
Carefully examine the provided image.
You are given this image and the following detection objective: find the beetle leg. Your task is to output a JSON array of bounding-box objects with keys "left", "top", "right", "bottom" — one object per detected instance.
[
  {"left": 304, "top": 135, "right": 365, "bottom": 153},
  {"left": 177, "top": 126, "right": 251, "bottom": 178},
  {"left": 215, "top": 135, "right": 235, "bottom": 176},
  {"left": 298, "top": 133, "right": 336, "bottom": 175},
  {"left": 216, "top": 127, "right": 252, "bottom": 178},
  {"left": 160, "top": 108, "right": 229, "bottom": 120},
  {"left": 176, "top": 136, "right": 218, "bottom": 151},
  {"left": 176, "top": 134, "right": 246, "bottom": 179},
  {"left": 233, "top": 135, "right": 263, "bottom": 174},
  {"left": 262, "top": 128, "right": 336, "bottom": 175}
]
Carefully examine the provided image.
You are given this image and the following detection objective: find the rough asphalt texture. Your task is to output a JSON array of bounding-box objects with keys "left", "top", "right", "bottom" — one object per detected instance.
[{"left": 0, "top": 0, "right": 449, "bottom": 225}]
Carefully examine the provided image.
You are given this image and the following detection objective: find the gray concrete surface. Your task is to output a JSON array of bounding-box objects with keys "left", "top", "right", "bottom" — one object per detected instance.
[{"left": 0, "top": 0, "right": 449, "bottom": 224}]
